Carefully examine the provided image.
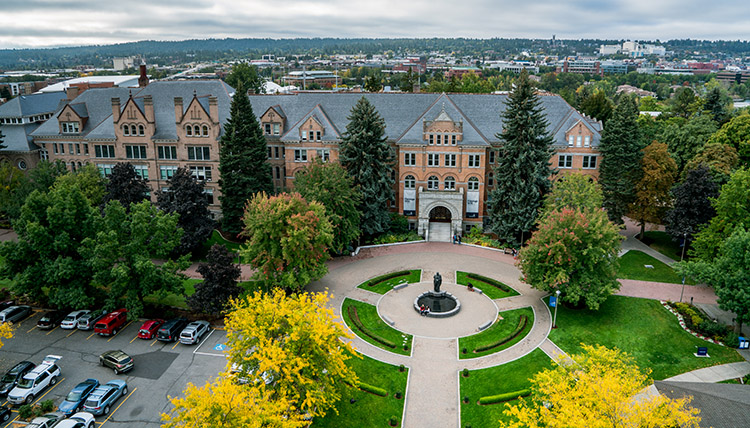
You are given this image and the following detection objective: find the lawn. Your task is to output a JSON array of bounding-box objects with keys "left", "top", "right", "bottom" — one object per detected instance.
[
  {"left": 357, "top": 270, "right": 421, "bottom": 295},
  {"left": 637, "top": 231, "right": 684, "bottom": 262},
  {"left": 456, "top": 271, "right": 519, "bottom": 299},
  {"left": 313, "top": 352, "right": 408, "bottom": 428},
  {"left": 194, "top": 230, "right": 245, "bottom": 261},
  {"left": 548, "top": 295, "right": 743, "bottom": 380},
  {"left": 143, "top": 278, "right": 260, "bottom": 309},
  {"left": 460, "top": 348, "right": 553, "bottom": 428},
  {"left": 342, "top": 298, "right": 413, "bottom": 356},
  {"left": 458, "top": 307, "right": 534, "bottom": 359},
  {"left": 618, "top": 250, "right": 695, "bottom": 284}
]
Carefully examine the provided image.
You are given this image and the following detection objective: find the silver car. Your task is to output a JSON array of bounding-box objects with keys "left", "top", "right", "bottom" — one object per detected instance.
[
  {"left": 179, "top": 320, "right": 210, "bottom": 345},
  {"left": 61, "top": 310, "right": 90, "bottom": 329}
]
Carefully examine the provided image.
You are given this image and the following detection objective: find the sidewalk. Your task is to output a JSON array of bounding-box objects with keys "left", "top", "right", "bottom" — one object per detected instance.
[{"left": 665, "top": 361, "right": 750, "bottom": 383}]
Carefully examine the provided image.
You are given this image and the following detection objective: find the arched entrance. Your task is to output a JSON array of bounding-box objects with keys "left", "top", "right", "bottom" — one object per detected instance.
[{"left": 429, "top": 206, "right": 452, "bottom": 222}]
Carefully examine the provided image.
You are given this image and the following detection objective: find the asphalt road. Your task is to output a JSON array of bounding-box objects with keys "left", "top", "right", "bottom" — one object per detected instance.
[{"left": 0, "top": 309, "right": 229, "bottom": 427}]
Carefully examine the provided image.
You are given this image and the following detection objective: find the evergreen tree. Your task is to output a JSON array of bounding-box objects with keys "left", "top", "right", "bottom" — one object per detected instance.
[
  {"left": 218, "top": 84, "right": 273, "bottom": 237},
  {"left": 599, "top": 95, "right": 642, "bottom": 224},
  {"left": 339, "top": 97, "right": 394, "bottom": 237},
  {"left": 157, "top": 167, "right": 215, "bottom": 256},
  {"left": 664, "top": 165, "right": 719, "bottom": 244},
  {"left": 103, "top": 162, "right": 150, "bottom": 210},
  {"left": 487, "top": 70, "right": 554, "bottom": 245}
]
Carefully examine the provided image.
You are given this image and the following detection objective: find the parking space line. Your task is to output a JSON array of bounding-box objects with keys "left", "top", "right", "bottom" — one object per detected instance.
[
  {"left": 171, "top": 341, "right": 180, "bottom": 350},
  {"left": 129, "top": 336, "right": 139, "bottom": 343},
  {"left": 33, "top": 377, "right": 65, "bottom": 405},
  {"left": 26, "top": 325, "right": 37, "bottom": 333},
  {"left": 150, "top": 339, "right": 157, "bottom": 347},
  {"left": 98, "top": 387, "right": 137, "bottom": 427},
  {"left": 193, "top": 329, "right": 215, "bottom": 354},
  {"left": 45, "top": 326, "right": 59, "bottom": 336},
  {"left": 66, "top": 329, "right": 77, "bottom": 337},
  {"left": 87, "top": 332, "right": 96, "bottom": 340},
  {"left": 106, "top": 321, "right": 134, "bottom": 343}
]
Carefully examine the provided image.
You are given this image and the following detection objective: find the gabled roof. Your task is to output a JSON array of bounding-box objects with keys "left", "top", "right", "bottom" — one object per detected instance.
[
  {"left": 280, "top": 104, "right": 341, "bottom": 142},
  {"left": 654, "top": 381, "right": 750, "bottom": 428},
  {"left": 396, "top": 93, "right": 490, "bottom": 146},
  {"left": 0, "top": 92, "right": 68, "bottom": 118},
  {"left": 0, "top": 123, "right": 40, "bottom": 152}
]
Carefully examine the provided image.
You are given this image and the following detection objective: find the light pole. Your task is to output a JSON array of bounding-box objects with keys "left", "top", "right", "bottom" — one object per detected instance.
[
  {"left": 553, "top": 290, "right": 561, "bottom": 329},
  {"left": 679, "top": 232, "right": 687, "bottom": 303}
]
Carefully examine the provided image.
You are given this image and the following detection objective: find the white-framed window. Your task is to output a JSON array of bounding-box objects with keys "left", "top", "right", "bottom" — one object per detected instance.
[
  {"left": 404, "top": 175, "right": 415, "bottom": 189},
  {"left": 94, "top": 145, "right": 115, "bottom": 158},
  {"left": 186, "top": 126, "right": 192, "bottom": 136},
  {"left": 558, "top": 154, "right": 573, "bottom": 168},
  {"left": 427, "top": 176, "right": 439, "bottom": 190},
  {"left": 133, "top": 164, "right": 149, "bottom": 179},
  {"left": 429, "top": 134, "right": 434, "bottom": 145},
  {"left": 404, "top": 153, "right": 416, "bottom": 166},
  {"left": 203, "top": 188, "right": 214, "bottom": 204},
  {"left": 468, "top": 154, "right": 480, "bottom": 168},
  {"left": 468, "top": 177, "right": 479, "bottom": 191},
  {"left": 139, "top": 124, "right": 145, "bottom": 136},
  {"left": 300, "top": 131, "right": 307, "bottom": 141},
  {"left": 582, "top": 155, "right": 597, "bottom": 169},
  {"left": 451, "top": 135, "right": 457, "bottom": 145},
  {"left": 488, "top": 173, "right": 494, "bottom": 187},
  {"left": 489, "top": 150, "right": 495, "bottom": 164},
  {"left": 61, "top": 122, "right": 79, "bottom": 134},
  {"left": 202, "top": 125, "right": 209, "bottom": 136},
  {"left": 274, "top": 147, "right": 281, "bottom": 158},
  {"left": 294, "top": 149, "right": 308, "bottom": 162},
  {"left": 123, "top": 125, "right": 130, "bottom": 136},
  {"left": 436, "top": 134, "right": 442, "bottom": 145},
  {"left": 68, "top": 143, "right": 74, "bottom": 154},
  {"left": 158, "top": 146, "right": 177, "bottom": 160},
  {"left": 445, "top": 154, "right": 456, "bottom": 167},
  {"left": 265, "top": 123, "right": 272, "bottom": 134},
  {"left": 576, "top": 135, "right": 582, "bottom": 147},
  {"left": 444, "top": 176, "right": 456, "bottom": 190},
  {"left": 40, "top": 146, "right": 49, "bottom": 161},
  {"left": 193, "top": 125, "right": 200, "bottom": 136},
  {"left": 160, "top": 165, "right": 178, "bottom": 180},
  {"left": 316, "top": 149, "right": 330, "bottom": 162},
  {"left": 273, "top": 123, "right": 280, "bottom": 135},
  {"left": 427, "top": 153, "right": 439, "bottom": 167},
  {"left": 268, "top": 147, "right": 272, "bottom": 158},
  {"left": 97, "top": 164, "right": 114, "bottom": 177},
  {"left": 584, "top": 136, "right": 591, "bottom": 147},
  {"left": 131, "top": 125, "right": 137, "bottom": 136},
  {"left": 190, "top": 166, "right": 212, "bottom": 181},
  {"left": 188, "top": 146, "right": 210, "bottom": 161},
  {"left": 83, "top": 143, "right": 89, "bottom": 155},
  {"left": 568, "top": 135, "right": 574, "bottom": 147},
  {"left": 75, "top": 144, "right": 80, "bottom": 155},
  {"left": 126, "top": 145, "right": 147, "bottom": 159}
]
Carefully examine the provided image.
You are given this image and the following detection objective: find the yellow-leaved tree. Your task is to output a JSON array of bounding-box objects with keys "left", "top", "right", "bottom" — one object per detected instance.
[
  {"left": 0, "top": 322, "right": 13, "bottom": 349},
  {"left": 500, "top": 345, "right": 701, "bottom": 428}
]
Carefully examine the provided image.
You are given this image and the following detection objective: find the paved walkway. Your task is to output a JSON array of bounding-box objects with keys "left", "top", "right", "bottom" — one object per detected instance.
[{"left": 665, "top": 361, "right": 750, "bottom": 382}]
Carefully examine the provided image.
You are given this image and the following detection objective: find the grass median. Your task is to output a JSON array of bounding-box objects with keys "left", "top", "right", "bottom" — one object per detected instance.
[
  {"left": 455, "top": 271, "right": 519, "bottom": 299},
  {"left": 357, "top": 270, "right": 421, "bottom": 295},
  {"left": 618, "top": 250, "right": 695, "bottom": 284},
  {"left": 342, "top": 298, "right": 413, "bottom": 355},
  {"left": 459, "top": 307, "right": 534, "bottom": 359}
]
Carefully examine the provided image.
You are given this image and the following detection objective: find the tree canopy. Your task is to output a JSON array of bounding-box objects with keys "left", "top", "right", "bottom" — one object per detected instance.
[
  {"left": 659, "top": 115, "right": 717, "bottom": 173},
  {"left": 684, "top": 142, "right": 739, "bottom": 183},
  {"left": 665, "top": 165, "right": 719, "bottom": 244},
  {"left": 187, "top": 244, "right": 242, "bottom": 316},
  {"left": 53, "top": 163, "right": 106, "bottom": 207},
  {"left": 103, "top": 162, "right": 150, "bottom": 210},
  {"left": 540, "top": 173, "right": 603, "bottom": 217},
  {"left": 224, "top": 63, "right": 265, "bottom": 95},
  {"left": 629, "top": 141, "right": 677, "bottom": 239},
  {"left": 707, "top": 112, "right": 750, "bottom": 167}
]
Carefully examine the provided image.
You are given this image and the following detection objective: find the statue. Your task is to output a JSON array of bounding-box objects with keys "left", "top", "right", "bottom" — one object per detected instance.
[{"left": 433, "top": 272, "right": 442, "bottom": 293}]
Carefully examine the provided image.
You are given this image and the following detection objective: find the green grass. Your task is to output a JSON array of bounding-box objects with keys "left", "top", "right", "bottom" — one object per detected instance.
[
  {"left": 357, "top": 270, "right": 421, "bottom": 295},
  {"left": 460, "top": 348, "right": 553, "bottom": 428},
  {"left": 313, "top": 352, "right": 408, "bottom": 428},
  {"left": 618, "top": 250, "right": 695, "bottom": 284},
  {"left": 194, "top": 230, "right": 245, "bottom": 261},
  {"left": 458, "top": 307, "right": 534, "bottom": 359},
  {"left": 143, "top": 278, "right": 260, "bottom": 309},
  {"left": 548, "top": 295, "right": 743, "bottom": 380},
  {"left": 638, "top": 231, "right": 684, "bottom": 261},
  {"left": 456, "top": 271, "right": 519, "bottom": 299},
  {"left": 342, "top": 298, "right": 413, "bottom": 355}
]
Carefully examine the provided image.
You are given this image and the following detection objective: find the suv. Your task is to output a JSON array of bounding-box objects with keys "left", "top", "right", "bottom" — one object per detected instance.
[
  {"left": 99, "top": 350, "right": 134, "bottom": 375},
  {"left": 94, "top": 309, "right": 128, "bottom": 336},
  {"left": 37, "top": 310, "right": 66, "bottom": 330},
  {"left": 179, "top": 320, "right": 210, "bottom": 345},
  {"left": 61, "top": 310, "right": 90, "bottom": 329},
  {"left": 77, "top": 308, "right": 107, "bottom": 330},
  {"left": 7, "top": 355, "right": 62, "bottom": 406},
  {"left": 156, "top": 318, "right": 188, "bottom": 343},
  {"left": 0, "top": 305, "right": 32, "bottom": 324},
  {"left": 0, "top": 361, "right": 35, "bottom": 397},
  {"left": 82, "top": 380, "right": 127, "bottom": 416}
]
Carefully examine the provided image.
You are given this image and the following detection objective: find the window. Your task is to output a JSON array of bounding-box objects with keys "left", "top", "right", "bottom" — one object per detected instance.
[
  {"left": 123, "top": 125, "right": 130, "bottom": 136},
  {"left": 97, "top": 164, "right": 114, "bottom": 177},
  {"left": 94, "top": 145, "right": 115, "bottom": 158},
  {"left": 265, "top": 123, "right": 272, "bottom": 134},
  {"left": 126, "top": 145, "right": 147, "bottom": 159},
  {"left": 301, "top": 131, "right": 307, "bottom": 141},
  {"left": 582, "top": 155, "right": 597, "bottom": 169},
  {"left": 568, "top": 135, "right": 574, "bottom": 146},
  {"left": 203, "top": 189, "right": 214, "bottom": 204},
  {"left": 316, "top": 131, "right": 321, "bottom": 141},
  {"left": 273, "top": 123, "right": 280, "bottom": 135},
  {"left": 275, "top": 167, "right": 281, "bottom": 179},
  {"left": 404, "top": 153, "right": 416, "bottom": 166},
  {"left": 427, "top": 176, "right": 439, "bottom": 190},
  {"left": 190, "top": 166, "right": 212, "bottom": 181},
  {"left": 429, "top": 134, "right": 434, "bottom": 145},
  {"left": 404, "top": 175, "right": 415, "bottom": 189},
  {"left": 268, "top": 147, "right": 272, "bottom": 158},
  {"left": 138, "top": 125, "right": 145, "bottom": 136},
  {"left": 40, "top": 146, "right": 48, "bottom": 161},
  {"left": 186, "top": 126, "right": 192, "bottom": 136},
  {"left": 158, "top": 146, "right": 177, "bottom": 160},
  {"left": 444, "top": 176, "right": 456, "bottom": 190},
  {"left": 316, "top": 149, "right": 330, "bottom": 162},
  {"left": 188, "top": 146, "right": 210, "bottom": 161},
  {"left": 451, "top": 135, "right": 457, "bottom": 145},
  {"left": 61, "top": 122, "right": 79, "bottom": 134},
  {"left": 68, "top": 143, "right": 74, "bottom": 154},
  {"left": 488, "top": 173, "right": 494, "bottom": 186},
  {"left": 468, "top": 177, "right": 479, "bottom": 191},
  {"left": 489, "top": 150, "right": 495, "bottom": 164},
  {"left": 84, "top": 143, "right": 89, "bottom": 155},
  {"left": 160, "top": 165, "right": 178, "bottom": 180},
  {"left": 53, "top": 143, "right": 58, "bottom": 155},
  {"left": 445, "top": 154, "right": 456, "bottom": 167},
  {"left": 436, "top": 134, "right": 442, "bottom": 145},
  {"left": 468, "top": 154, "right": 480, "bottom": 168},
  {"left": 202, "top": 125, "right": 209, "bottom": 136},
  {"left": 294, "top": 149, "right": 307, "bottom": 162},
  {"left": 133, "top": 164, "right": 149, "bottom": 179},
  {"left": 274, "top": 147, "right": 280, "bottom": 158},
  {"left": 427, "top": 154, "right": 439, "bottom": 167},
  {"left": 193, "top": 125, "right": 200, "bottom": 136},
  {"left": 130, "top": 125, "right": 137, "bottom": 136},
  {"left": 75, "top": 144, "right": 80, "bottom": 155},
  {"left": 576, "top": 135, "right": 582, "bottom": 147},
  {"left": 584, "top": 136, "right": 591, "bottom": 147},
  {"left": 558, "top": 154, "right": 573, "bottom": 168}
]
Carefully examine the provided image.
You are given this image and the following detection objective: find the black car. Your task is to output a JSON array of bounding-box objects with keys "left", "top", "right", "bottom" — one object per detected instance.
[
  {"left": 0, "top": 301, "right": 15, "bottom": 312},
  {"left": 156, "top": 318, "right": 188, "bottom": 342},
  {"left": 37, "top": 311, "right": 67, "bottom": 330},
  {"left": 0, "top": 361, "right": 35, "bottom": 397},
  {"left": 0, "top": 405, "right": 11, "bottom": 422}
]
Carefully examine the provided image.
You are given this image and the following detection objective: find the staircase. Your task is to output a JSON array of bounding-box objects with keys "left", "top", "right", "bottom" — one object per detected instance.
[{"left": 428, "top": 222, "right": 452, "bottom": 242}]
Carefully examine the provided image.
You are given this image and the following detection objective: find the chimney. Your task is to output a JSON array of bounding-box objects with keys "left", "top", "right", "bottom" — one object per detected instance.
[
  {"left": 174, "top": 97, "right": 183, "bottom": 123},
  {"left": 143, "top": 95, "right": 154, "bottom": 122},
  {"left": 66, "top": 86, "right": 80, "bottom": 100},
  {"left": 208, "top": 96, "right": 219, "bottom": 123},
  {"left": 138, "top": 62, "right": 149, "bottom": 87},
  {"left": 111, "top": 98, "right": 121, "bottom": 122}
]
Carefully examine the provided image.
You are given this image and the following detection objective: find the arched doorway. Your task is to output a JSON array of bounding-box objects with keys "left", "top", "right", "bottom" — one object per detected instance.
[{"left": 429, "top": 206, "right": 452, "bottom": 223}]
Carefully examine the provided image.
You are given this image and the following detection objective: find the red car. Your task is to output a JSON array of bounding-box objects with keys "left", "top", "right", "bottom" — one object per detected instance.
[
  {"left": 94, "top": 308, "right": 128, "bottom": 336},
  {"left": 137, "top": 319, "right": 165, "bottom": 339}
]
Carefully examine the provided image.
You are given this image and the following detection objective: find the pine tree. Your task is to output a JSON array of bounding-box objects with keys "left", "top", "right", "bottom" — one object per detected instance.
[
  {"left": 218, "top": 84, "right": 273, "bottom": 237},
  {"left": 339, "top": 97, "right": 394, "bottom": 237},
  {"left": 599, "top": 95, "right": 642, "bottom": 224},
  {"left": 487, "top": 70, "right": 555, "bottom": 246}
]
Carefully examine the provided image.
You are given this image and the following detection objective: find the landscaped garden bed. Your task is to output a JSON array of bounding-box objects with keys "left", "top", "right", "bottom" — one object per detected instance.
[
  {"left": 342, "top": 298, "right": 413, "bottom": 355},
  {"left": 357, "top": 270, "right": 421, "bottom": 295},
  {"left": 458, "top": 307, "right": 534, "bottom": 359},
  {"left": 663, "top": 301, "right": 740, "bottom": 347},
  {"left": 455, "top": 271, "right": 519, "bottom": 299}
]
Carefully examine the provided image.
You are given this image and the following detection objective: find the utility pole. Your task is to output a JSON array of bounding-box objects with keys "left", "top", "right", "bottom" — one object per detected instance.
[{"left": 679, "top": 232, "right": 687, "bottom": 302}]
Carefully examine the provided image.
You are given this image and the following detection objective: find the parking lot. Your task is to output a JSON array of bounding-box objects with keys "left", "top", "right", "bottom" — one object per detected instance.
[{"left": 0, "top": 309, "right": 229, "bottom": 427}]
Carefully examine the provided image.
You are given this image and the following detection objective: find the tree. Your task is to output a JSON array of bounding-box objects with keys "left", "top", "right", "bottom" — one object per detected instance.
[
  {"left": 665, "top": 165, "right": 719, "bottom": 245},
  {"left": 707, "top": 112, "right": 750, "bottom": 167},
  {"left": 0, "top": 323, "right": 12, "bottom": 349},
  {"left": 599, "top": 95, "right": 642, "bottom": 224},
  {"left": 240, "top": 192, "right": 332, "bottom": 292},
  {"left": 28, "top": 160, "right": 68, "bottom": 192},
  {"left": 703, "top": 86, "right": 729, "bottom": 124},
  {"left": 83, "top": 200, "right": 190, "bottom": 319},
  {"left": 187, "top": 244, "right": 242, "bottom": 316},
  {"left": 690, "top": 168, "right": 750, "bottom": 261},
  {"left": 339, "top": 97, "right": 394, "bottom": 237},
  {"left": 684, "top": 142, "right": 739, "bottom": 184},
  {"left": 157, "top": 167, "right": 215, "bottom": 256},
  {"left": 218, "top": 83, "right": 273, "bottom": 237},
  {"left": 103, "top": 162, "right": 150, "bottom": 210},
  {"left": 294, "top": 160, "right": 361, "bottom": 254},
  {"left": 487, "top": 70, "right": 555, "bottom": 245},
  {"left": 629, "top": 142, "right": 677, "bottom": 240},
  {"left": 578, "top": 90, "right": 613, "bottom": 123},
  {"left": 224, "top": 289, "right": 358, "bottom": 420},
  {"left": 0, "top": 86, "right": 10, "bottom": 101},
  {"left": 53, "top": 163, "right": 106, "bottom": 206},
  {"left": 638, "top": 96, "right": 661, "bottom": 112},
  {"left": 225, "top": 63, "right": 265, "bottom": 95},
  {"left": 0, "top": 160, "right": 29, "bottom": 221},
  {"left": 670, "top": 87, "right": 699, "bottom": 118},
  {"left": 540, "top": 172, "right": 603, "bottom": 217},
  {"left": 519, "top": 207, "right": 622, "bottom": 310},
  {"left": 363, "top": 75, "right": 382, "bottom": 93},
  {"left": 500, "top": 345, "right": 700, "bottom": 428},
  {"left": 399, "top": 69, "right": 417, "bottom": 92},
  {"left": 659, "top": 115, "right": 717, "bottom": 173}
]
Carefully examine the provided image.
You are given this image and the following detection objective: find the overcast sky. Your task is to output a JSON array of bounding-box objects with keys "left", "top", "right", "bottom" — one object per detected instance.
[{"left": 1, "top": 0, "right": 747, "bottom": 49}]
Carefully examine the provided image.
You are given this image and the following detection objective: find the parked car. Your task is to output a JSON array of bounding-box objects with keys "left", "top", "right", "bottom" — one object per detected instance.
[
  {"left": 37, "top": 310, "right": 66, "bottom": 330},
  {"left": 93, "top": 309, "right": 128, "bottom": 336},
  {"left": 61, "top": 310, "right": 90, "bottom": 330},
  {"left": 26, "top": 411, "right": 65, "bottom": 428},
  {"left": 137, "top": 319, "right": 165, "bottom": 340},
  {"left": 77, "top": 308, "right": 108, "bottom": 331},
  {"left": 58, "top": 379, "right": 99, "bottom": 416},
  {"left": 54, "top": 412, "right": 96, "bottom": 428},
  {"left": 0, "top": 300, "right": 15, "bottom": 312},
  {"left": 179, "top": 320, "right": 210, "bottom": 345},
  {"left": 0, "top": 361, "right": 35, "bottom": 397},
  {"left": 7, "top": 355, "right": 62, "bottom": 406},
  {"left": 0, "top": 405, "right": 11, "bottom": 422},
  {"left": 99, "top": 350, "right": 134, "bottom": 375},
  {"left": 0, "top": 305, "right": 32, "bottom": 324},
  {"left": 82, "top": 380, "right": 127, "bottom": 416},
  {"left": 156, "top": 318, "right": 188, "bottom": 343}
]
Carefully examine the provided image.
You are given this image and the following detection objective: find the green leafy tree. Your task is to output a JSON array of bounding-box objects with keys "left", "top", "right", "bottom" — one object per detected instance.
[
  {"left": 487, "top": 70, "right": 554, "bottom": 245},
  {"left": 218, "top": 83, "right": 273, "bottom": 237},
  {"left": 541, "top": 172, "right": 603, "bottom": 217},
  {"left": 363, "top": 75, "right": 382, "bottom": 92},
  {"left": 707, "top": 112, "right": 750, "bottom": 167},
  {"left": 519, "top": 207, "right": 622, "bottom": 310},
  {"left": 0, "top": 160, "right": 29, "bottom": 222},
  {"left": 638, "top": 96, "right": 661, "bottom": 112},
  {"left": 399, "top": 69, "right": 417, "bottom": 92},
  {"left": 187, "top": 244, "right": 242, "bottom": 316},
  {"left": 579, "top": 90, "right": 613, "bottom": 123},
  {"left": 665, "top": 165, "right": 720, "bottom": 244},
  {"left": 659, "top": 115, "right": 717, "bottom": 172},
  {"left": 240, "top": 192, "right": 332, "bottom": 292},
  {"left": 339, "top": 97, "right": 394, "bottom": 237},
  {"left": 53, "top": 163, "right": 106, "bottom": 206},
  {"left": 684, "top": 142, "right": 739, "bottom": 184},
  {"left": 28, "top": 160, "right": 68, "bottom": 192},
  {"left": 599, "top": 95, "right": 642, "bottom": 224},
  {"left": 629, "top": 142, "right": 678, "bottom": 240},
  {"left": 83, "top": 200, "right": 189, "bottom": 319},
  {"left": 294, "top": 160, "right": 361, "bottom": 254},
  {"left": 670, "top": 87, "right": 700, "bottom": 118},
  {"left": 103, "top": 162, "right": 150, "bottom": 210},
  {"left": 225, "top": 63, "right": 265, "bottom": 95}
]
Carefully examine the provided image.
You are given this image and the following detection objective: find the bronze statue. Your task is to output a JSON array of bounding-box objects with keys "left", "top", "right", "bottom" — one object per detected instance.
[{"left": 433, "top": 272, "right": 442, "bottom": 293}]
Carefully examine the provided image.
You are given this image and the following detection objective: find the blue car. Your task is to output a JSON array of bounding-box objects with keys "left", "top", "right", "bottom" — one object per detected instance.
[
  {"left": 59, "top": 379, "right": 99, "bottom": 416},
  {"left": 82, "top": 380, "right": 127, "bottom": 416}
]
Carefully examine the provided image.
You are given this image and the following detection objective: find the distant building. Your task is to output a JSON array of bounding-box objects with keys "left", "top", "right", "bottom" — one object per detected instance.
[
  {"left": 112, "top": 56, "right": 140, "bottom": 71},
  {"left": 485, "top": 61, "right": 539, "bottom": 74},
  {"left": 560, "top": 59, "right": 601, "bottom": 76},
  {"left": 445, "top": 67, "right": 482, "bottom": 79},
  {"left": 616, "top": 85, "right": 656, "bottom": 98},
  {"left": 599, "top": 44, "right": 621, "bottom": 55},
  {"left": 39, "top": 76, "right": 141, "bottom": 93},
  {"left": 393, "top": 57, "right": 427, "bottom": 74},
  {"left": 602, "top": 42, "right": 666, "bottom": 57},
  {"left": 600, "top": 61, "right": 629, "bottom": 74},
  {"left": 282, "top": 71, "right": 339, "bottom": 89},
  {"left": 716, "top": 71, "right": 750, "bottom": 85},
  {"left": 0, "top": 81, "right": 49, "bottom": 97}
]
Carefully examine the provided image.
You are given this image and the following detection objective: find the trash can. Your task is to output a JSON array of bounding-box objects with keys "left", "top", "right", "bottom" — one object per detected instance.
[{"left": 739, "top": 336, "right": 749, "bottom": 349}]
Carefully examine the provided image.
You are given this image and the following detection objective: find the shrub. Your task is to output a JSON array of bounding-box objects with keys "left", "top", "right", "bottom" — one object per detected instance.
[
  {"left": 463, "top": 396, "right": 470, "bottom": 404},
  {"left": 462, "top": 347, "right": 467, "bottom": 354},
  {"left": 474, "top": 315, "right": 528, "bottom": 353},
  {"left": 18, "top": 404, "right": 33, "bottom": 420},
  {"left": 724, "top": 331, "right": 740, "bottom": 348},
  {"left": 399, "top": 364, "right": 405, "bottom": 372},
  {"left": 467, "top": 273, "right": 512, "bottom": 293},
  {"left": 39, "top": 399, "right": 55, "bottom": 413},
  {"left": 462, "top": 368, "right": 470, "bottom": 377},
  {"left": 347, "top": 305, "right": 396, "bottom": 348},
  {"left": 478, "top": 389, "right": 531, "bottom": 405},
  {"left": 358, "top": 381, "right": 387, "bottom": 397},
  {"left": 372, "top": 232, "right": 421, "bottom": 245},
  {"left": 389, "top": 416, "right": 399, "bottom": 426},
  {"left": 395, "top": 391, "right": 402, "bottom": 399}
]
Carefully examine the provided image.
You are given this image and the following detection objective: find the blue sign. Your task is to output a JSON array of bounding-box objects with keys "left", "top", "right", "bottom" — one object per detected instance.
[
  {"left": 549, "top": 296, "right": 557, "bottom": 308},
  {"left": 213, "top": 344, "right": 226, "bottom": 351}
]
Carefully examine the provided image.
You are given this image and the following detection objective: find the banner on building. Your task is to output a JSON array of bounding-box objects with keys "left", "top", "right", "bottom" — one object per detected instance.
[
  {"left": 466, "top": 191, "right": 479, "bottom": 218},
  {"left": 403, "top": 189, "right": 416, "bottom": 216}
]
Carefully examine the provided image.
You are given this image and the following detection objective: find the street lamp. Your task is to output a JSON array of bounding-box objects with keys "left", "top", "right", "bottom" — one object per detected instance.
[
  {"left": 553, "top": 290, "right": 561, "bottom": 329},
  {"left": 679, "top": 232, "right": 687, "bottom": 303}
]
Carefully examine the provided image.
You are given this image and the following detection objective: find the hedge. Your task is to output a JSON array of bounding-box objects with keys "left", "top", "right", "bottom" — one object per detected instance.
[
  {"left": 358, "top": 381, "right": 388, "bottom": 397},
  {"left": 474, "top": 315, "right": 527, "bottom": 353},
  {"left": 467, "top": 273, "right": 512, "bottom": 293},
  {"left": 347, "top": 305, "right": 397, "bottom": 348},
  {"left": 365, "top": 270, "right": 412, "bottom": 287},
  {"left": 478, "top": 389, "right": 531, "bottom": 405}
]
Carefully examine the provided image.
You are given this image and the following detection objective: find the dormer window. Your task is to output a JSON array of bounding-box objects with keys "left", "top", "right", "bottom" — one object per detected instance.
[
  {"left": 61, "top": 121, "right": 79, "bottom": 134},
  {"left": 186, "top": 126, "right": 192, "bottom": 136},
  {"left": 193, "top": 125, "right": 200, "bottom": 136},
  {"left": 138, "top": 125, "right": 145, "bottom": 136},
  {"left": 202, "top": 125, "right": 209, "bottom": 136},
  {"left": 123, "top": 125, "right": 130, "bottom": 136},
  {"left": 130, "top": 125, "right": 137, "bottom": 136}
]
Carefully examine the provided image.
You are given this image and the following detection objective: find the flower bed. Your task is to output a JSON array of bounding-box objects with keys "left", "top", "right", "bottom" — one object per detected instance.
[{"left": 661, "top": 301, "right": 738, "bottom": 347}]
